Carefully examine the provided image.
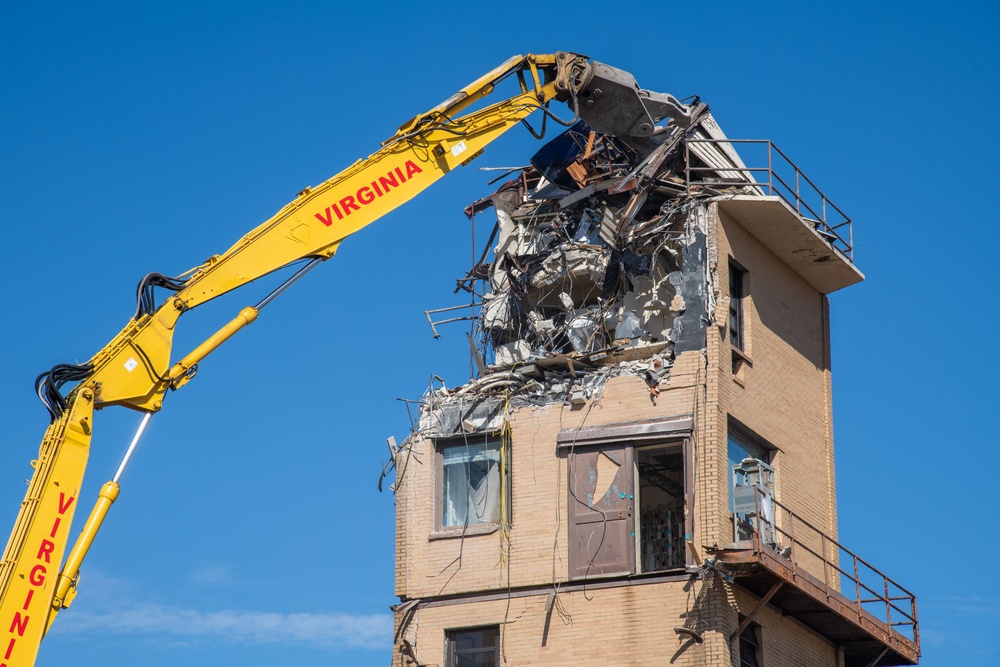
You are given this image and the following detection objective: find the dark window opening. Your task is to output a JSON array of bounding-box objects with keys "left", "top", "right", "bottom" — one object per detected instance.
[
  {"left": 729, "top": 261, "right": 750, "bottom": 378},
  {"left": 729, "top": 261, "right": 745, "bottom": 351},
  {"left": 446, "top": 626, "right": 500, "bottom": 667},
  {"left": 738, "top": 618, "right": 762, "bottom": 667},
  {"left": 637, "top": 443, "right": 686, "bottom": 572}
]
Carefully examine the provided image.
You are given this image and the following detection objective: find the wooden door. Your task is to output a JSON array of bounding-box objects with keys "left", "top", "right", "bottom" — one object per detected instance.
[{"left": 567, "top": 445, "right": 635, "bottom": 579}]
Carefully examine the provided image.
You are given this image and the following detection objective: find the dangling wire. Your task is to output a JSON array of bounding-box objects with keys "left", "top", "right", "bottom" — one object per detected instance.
[{"left": 498, "top": 389, "right": 513, "bottom": 566}]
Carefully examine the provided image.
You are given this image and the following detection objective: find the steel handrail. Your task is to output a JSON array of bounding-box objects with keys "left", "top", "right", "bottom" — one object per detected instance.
[
  {"left": 683, "top": 139, "right": 853, "bottom": 261},
  {"left": 749, "top": 488, "right": 918, "bottom": 638}
]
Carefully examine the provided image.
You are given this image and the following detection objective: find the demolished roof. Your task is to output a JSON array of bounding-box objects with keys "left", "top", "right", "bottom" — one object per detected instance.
[{"left": 408, "top": 94, "right": 855, "bottom": 438}]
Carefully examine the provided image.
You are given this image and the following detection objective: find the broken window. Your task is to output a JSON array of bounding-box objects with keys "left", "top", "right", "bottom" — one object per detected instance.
[
  {"left": 438, "top": 439, "right": 505, "bottom": 529},
  {"left": 566, "top": 436, "right": 689, "bottom": 579},
  {"left": 738, "top": 617, "right": 762, "bottom": 667},
  {"left": 445, "top": 626, "right": 499, "bottom": 667}
]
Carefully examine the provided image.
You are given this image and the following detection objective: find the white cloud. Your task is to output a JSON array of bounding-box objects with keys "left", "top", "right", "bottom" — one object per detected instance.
[
  {"left": 58, "top": 604, "right": 392, "bottom": 651},
  {"left": 187, "top": 563, "right": 234, "bottom": 586},
  {"left": 923, "top": 596, "right": 1000, "bottom": 617},
  {"left": 55, "top": 570, "right": 391, "bottom": 652}
]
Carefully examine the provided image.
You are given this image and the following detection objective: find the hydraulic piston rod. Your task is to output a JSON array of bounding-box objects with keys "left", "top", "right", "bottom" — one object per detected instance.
[{"left": 48, "top": 412, "right": 152, "bottom": 627}]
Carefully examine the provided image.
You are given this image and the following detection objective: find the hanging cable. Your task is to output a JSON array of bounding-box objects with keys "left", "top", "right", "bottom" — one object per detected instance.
[
  {"left": 35, "top": 362, "right": 94, "bottom": 422},
  {"left": 134, "top": 272, "right": 189, "bottom": 320}
]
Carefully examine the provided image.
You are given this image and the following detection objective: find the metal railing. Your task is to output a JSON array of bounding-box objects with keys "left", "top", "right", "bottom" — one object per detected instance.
[
  {"left": 745, "top": 486, "right": 919, "bottom": 646},
  {"left": 684, "top": 139, "right": 854, "bottom": 261}
]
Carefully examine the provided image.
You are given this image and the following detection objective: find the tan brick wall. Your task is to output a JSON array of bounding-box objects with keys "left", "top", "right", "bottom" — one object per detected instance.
[
  {"left": 709, "top": 205, "right": 838, "bottom": 573},
  {"left": 395, "top": 369, "right": 699, "bottom": 600},
  {"left": 393, "top": 577, "right": 837, "bottom": 667},
  {"left": 730, "top": 587, "right": 841, "bottom": 667},
  {"left": 393, "top": 199, "right": 847, "bottom": 664}
]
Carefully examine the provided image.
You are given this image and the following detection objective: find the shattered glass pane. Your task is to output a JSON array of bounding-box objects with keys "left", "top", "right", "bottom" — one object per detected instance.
[{"left": 592, "top": 452, "right": 622, "bottom": 506}]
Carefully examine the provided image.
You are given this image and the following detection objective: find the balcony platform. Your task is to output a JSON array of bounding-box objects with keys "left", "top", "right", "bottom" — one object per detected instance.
[
  {"left": 710, "top": 542, "right": 918, "bottom": 667},
  {"left": 707, "top": 488, "right": 918, "bottom": 667}
]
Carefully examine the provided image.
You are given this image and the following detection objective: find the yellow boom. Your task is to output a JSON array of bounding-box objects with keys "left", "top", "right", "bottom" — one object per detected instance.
[{"left": 0, "top": 51, "right": 690, "bottom": 666}]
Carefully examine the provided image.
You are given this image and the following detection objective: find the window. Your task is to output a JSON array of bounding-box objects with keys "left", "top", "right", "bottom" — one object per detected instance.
[
  {"left": 438, "top": 440, "right": 505, "bottom": 530},
  {"left": 637, "top": 443, "right": 686, "bottom": 573},
  {"left": 738, "top": 618, "right": 762, "bottom": 667},
  {"left": 729, "top": 261, "right": 746, "bottom": 351},
  {"left": 729, "top": 428, "right": 776, "bottom": 543},
  {"left": 729, "top": 262, "right": 746, "bottom": 350},
  {"left": 446, "top": 626, "right": 499, "bottom": 667},
  {"left": 728, "top": 432, "right": 769, "bottom": 514},
  {"left": 729, "top": 261, "right": 751, "bottom": 379}
]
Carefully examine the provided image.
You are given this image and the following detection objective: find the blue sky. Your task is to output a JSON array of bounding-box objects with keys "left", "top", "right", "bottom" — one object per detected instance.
[{"left": 1, "top": 1, "right": 997, "bottom": 665}]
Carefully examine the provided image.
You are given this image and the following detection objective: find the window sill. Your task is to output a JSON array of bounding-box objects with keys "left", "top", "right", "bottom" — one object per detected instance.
[
  {"left": 731, "top": 345, "right": 752, "bottom": 386},
  {"left": 730, "top": 345, "right": 753, "bottom": 367},
  {"left": 429, "top": 523, "right": 500, "bottom": 541}
]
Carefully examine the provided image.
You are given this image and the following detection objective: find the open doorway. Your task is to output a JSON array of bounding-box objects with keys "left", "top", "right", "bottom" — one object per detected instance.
[{"left": 636, "top": 443, "right": 685, "bottom": 572}]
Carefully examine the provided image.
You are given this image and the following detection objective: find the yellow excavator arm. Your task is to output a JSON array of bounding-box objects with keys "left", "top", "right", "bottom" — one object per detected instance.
[{"left": 0, "top": 52, "right": 691, "bottom": 666}]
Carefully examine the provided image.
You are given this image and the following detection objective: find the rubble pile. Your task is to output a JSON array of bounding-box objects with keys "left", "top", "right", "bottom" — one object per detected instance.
[{"left": 410, "top": 101, "right": 763, "bottom": 437}]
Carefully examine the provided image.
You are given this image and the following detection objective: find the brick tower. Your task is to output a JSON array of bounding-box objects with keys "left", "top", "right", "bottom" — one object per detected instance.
[{"left": 390, "top": 110, "right": 919, "bottom": 667}]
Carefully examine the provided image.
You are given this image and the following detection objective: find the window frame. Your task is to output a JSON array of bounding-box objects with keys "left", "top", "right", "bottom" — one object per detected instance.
[
  {"left": 727, "top": 425, "right": 774, "bottom": 515},
  {"left": 737, "top": 616, "right": 763, "bottom": 667},
  {"left": 634, "top": 440, "right": 689, "bottom": 573},
  {"left": 445, "top": 625, "right": 500, "bottom": 667},
  {"left": 433, "top": 435, "right": 510, "bottom": 537},
  {"left": 729, "top": 259, "right": 747, "bottom": 352},
  {"left": 728, "top": 259, "right": 752, "bottom": 379}
]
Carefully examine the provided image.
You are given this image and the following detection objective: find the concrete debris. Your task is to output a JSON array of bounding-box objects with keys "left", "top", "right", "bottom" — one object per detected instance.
[
  {"left": 411, "top": 351, "right": 676, "bottom": 440},
  {"left": 410, "top": 93, "right": 761, "bottom": 436}
]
